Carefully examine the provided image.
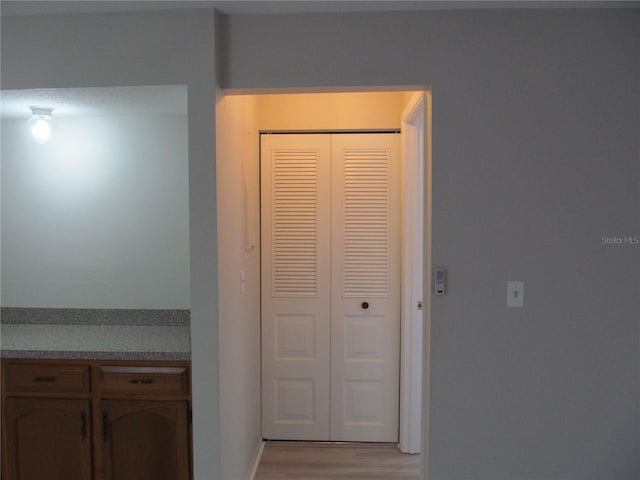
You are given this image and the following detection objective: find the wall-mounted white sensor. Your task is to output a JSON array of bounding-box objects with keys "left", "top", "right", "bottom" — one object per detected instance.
[{"left": 434, "top": 268, "right": 446, "bottom": 295}]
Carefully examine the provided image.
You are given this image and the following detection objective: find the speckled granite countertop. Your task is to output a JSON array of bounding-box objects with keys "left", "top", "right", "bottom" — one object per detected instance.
[{"left": 1, "top": 308, "right": 191, "bottom": 361}]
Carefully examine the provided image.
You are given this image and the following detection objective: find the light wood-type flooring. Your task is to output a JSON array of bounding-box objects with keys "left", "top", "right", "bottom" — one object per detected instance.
[{"left": 254, "top": 442, "right": 421, "bottom": 480}]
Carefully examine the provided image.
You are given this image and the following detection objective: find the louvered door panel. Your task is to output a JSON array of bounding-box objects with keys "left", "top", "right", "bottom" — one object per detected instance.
[
  {"left": 272, "top": 152, "right": 319, "bottom": 296},
  {"left": 343, "top": 149, "right": 391, "bottom": 297},
  {"left": 331, "top": 134, "right": 400, "bottom": 442},
  {"left": 261, "top": 134, "right": 331, "bottom": 440}
]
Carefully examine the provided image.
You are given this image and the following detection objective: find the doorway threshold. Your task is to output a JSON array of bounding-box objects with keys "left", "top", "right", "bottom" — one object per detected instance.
[{"left": 264, "top": 440, "right": 400, "bottom": 447}]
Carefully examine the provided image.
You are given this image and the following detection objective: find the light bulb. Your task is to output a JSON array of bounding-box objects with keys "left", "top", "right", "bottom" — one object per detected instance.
[
  {"left": 31, "top": 118, "right": 52, "bottom": 143},
  {"left": 28, "top": 106, "right": 54, "bottom": 144}
]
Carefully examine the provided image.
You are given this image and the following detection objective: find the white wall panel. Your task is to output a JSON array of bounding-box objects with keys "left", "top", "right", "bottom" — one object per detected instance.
[{"left": 1, "top": 114, "right": 190, "bottom": 309}]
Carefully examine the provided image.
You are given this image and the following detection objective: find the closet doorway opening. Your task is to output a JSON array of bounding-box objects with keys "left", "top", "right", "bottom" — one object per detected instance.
[
  {"left": 216, "top": 88, "right": 432, "bottom": 475},
  {"left": 261, "top": 131, "right": 402, "bottom": 443}
]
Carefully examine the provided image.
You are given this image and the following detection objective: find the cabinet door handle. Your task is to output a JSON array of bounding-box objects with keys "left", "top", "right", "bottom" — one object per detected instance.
[
  {"left": 129, "top": 379, "right": 153, "bottom": 385},
  {"left": 32, "top": 376, "right": 56, "bottom": 383},
  {"left": 80, "top": 411, "right": 87, "bottom": 441},
  {"left": 102, "top": 412, "right": 109, "bottom": 442}
]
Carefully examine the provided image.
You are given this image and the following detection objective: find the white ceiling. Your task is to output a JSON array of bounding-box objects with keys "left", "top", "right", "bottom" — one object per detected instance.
[
  {"left": 0, "top": 0, "right": 637, "bottom": 16},
  {"left": 0, "top": 85, "right": 187, "bottom": 119}
]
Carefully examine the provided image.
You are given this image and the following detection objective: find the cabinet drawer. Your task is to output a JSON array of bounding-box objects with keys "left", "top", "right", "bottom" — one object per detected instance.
[
  {"left": 5, "top": 364, "right": 90, "bottom": 393},
  {"left": 100, "top": 366, "right": 189, "bottom": 396}
]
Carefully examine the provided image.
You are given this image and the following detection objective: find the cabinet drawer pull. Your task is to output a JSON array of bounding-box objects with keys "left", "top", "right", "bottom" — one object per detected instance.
[
  {"left": 32, "top": 376, "right": 56, "bottom": 383},
  {"left": 129, "top": 379, "right": 154, "bottom": 385}
]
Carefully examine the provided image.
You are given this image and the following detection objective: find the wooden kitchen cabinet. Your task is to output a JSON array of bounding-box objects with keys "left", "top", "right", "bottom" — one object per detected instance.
[
  {"left": 3, "top": 398, "right": 92, "bottom": 480},
  {"left": 102, "top": 400, "right": 190, "bottom": 480},
  {"left": 1, "top": 359, "right": 192, "bottom": 480}
]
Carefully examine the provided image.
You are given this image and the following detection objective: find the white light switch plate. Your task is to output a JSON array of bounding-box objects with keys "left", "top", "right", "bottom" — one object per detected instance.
[{"left": 507, "top": 281, "right": 524, "bottom": 307}]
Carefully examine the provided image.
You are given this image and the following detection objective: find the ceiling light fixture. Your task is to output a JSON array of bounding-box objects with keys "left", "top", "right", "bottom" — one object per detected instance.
[{"left": 28, "top": 106, "right": 54, "bottom": 144}]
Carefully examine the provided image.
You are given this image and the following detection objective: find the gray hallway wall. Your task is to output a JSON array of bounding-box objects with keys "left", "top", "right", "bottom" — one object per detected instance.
[
  {"left": 1, "top": 6, "right": 638, "bottom": 480},
  {"left": 1, "top": 10, "right": 220, "bottom": 480},
  {"left": 221, "top": 9, "right": 640, "bottom": 480}
]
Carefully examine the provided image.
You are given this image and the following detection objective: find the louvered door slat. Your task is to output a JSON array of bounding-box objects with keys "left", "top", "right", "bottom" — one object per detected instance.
[
  {"left": 271, "top": 150, "right": 320, "bottom": 297},
  {"left": 341, "top": 148, "right": 391, "bottom": 297}
]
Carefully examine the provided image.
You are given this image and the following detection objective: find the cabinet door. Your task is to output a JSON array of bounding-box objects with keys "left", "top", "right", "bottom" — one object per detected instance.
[
  {"left": 101, "top": 400, "right": 190, "bottom": 480},
  {"left": 3, "top": 398, "right": 92, "bottom": 480}
]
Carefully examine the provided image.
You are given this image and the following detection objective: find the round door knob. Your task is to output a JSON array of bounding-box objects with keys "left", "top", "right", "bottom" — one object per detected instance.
[{"left": 361, "top": 302, "right": 369, "bottom": 310}]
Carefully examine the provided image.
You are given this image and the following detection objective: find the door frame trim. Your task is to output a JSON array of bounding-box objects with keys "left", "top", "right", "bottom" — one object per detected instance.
[
  {"left": 399, "top": 92, "right": 427, "bottom": 455},
  {"left": 422, "top": 90, "right": 433, "bottom": 480},
  {"left": 216, "top": 86, "right": 433, "bottom": 480}
]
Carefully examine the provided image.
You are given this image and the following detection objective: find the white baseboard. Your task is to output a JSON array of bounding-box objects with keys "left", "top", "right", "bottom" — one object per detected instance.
[{"left": 247, "top": 440, "right": 265, "bottom": 480}]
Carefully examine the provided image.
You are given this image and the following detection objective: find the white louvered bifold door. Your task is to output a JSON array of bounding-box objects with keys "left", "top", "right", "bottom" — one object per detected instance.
[
  {"left": 261, "top": 133, "right": 399, "bottom": 442},
  {"left": 330, "top": 134, "right": 400, "bottom": 442},
  {"left": 261, "top": 134, "right": 332, "bottom": 440}
]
